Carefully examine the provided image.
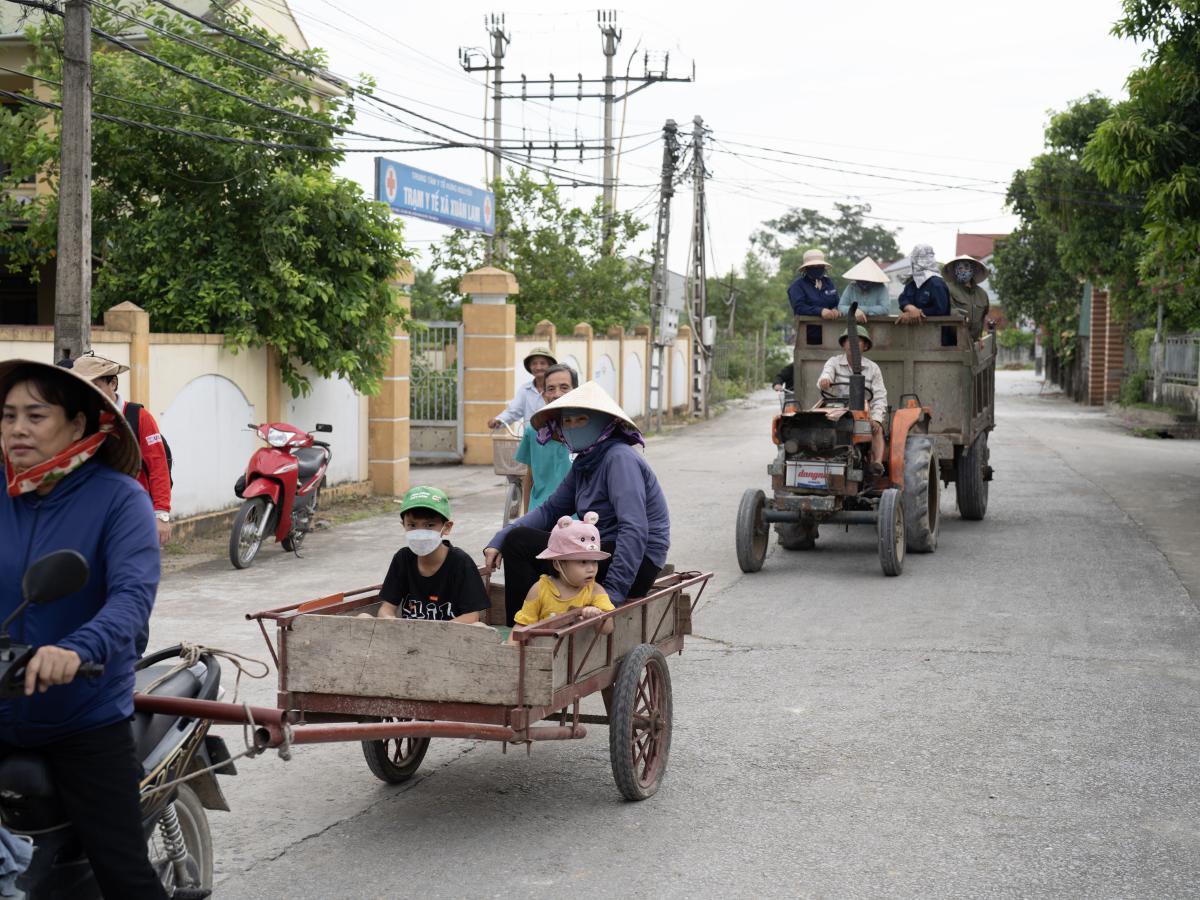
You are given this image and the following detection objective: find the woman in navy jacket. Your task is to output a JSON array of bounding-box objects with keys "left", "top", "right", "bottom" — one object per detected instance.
[
  {"left": 897, "top": 243, "right": 951, "bottom": 322},
  {"left": 0, "top": 360, "right": 165, "bottom": 898}
]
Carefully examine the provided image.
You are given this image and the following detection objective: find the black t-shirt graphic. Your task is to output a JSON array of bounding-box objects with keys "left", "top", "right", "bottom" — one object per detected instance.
[{"left": 378, "top": 544, "right": 490, "bottom": 621}]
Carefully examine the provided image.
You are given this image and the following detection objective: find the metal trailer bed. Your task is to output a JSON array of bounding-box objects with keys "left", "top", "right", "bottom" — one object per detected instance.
[{"left": 230, "top": 570, "right": 712, "bottom": 801}]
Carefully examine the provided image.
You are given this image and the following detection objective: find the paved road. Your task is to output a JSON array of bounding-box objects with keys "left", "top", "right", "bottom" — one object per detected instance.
[{"left": 150, "top": 371, "right": 1200, "bottom": 898}]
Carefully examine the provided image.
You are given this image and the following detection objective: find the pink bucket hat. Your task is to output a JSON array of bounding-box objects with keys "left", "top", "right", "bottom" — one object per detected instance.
[{"left": 536, "top": 512, "right": 611, "bottom": 561}]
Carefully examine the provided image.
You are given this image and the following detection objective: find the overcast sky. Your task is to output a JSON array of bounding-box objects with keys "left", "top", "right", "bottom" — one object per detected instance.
[{"left": 278, "top": 0, "right": 1146, "bottom": 277}]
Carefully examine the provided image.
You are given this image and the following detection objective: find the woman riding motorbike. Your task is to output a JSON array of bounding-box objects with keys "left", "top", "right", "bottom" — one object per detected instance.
[
  {"left": 484, "top": 382, "right": 670, "bottom": 625},
  {"left": 0, "top": 359, "right": 165, "bottom": 898}
]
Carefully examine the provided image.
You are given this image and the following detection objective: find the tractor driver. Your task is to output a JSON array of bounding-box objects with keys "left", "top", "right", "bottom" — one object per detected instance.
[{"left": 817, "top": 324, "right": 888, "bottom": 476}]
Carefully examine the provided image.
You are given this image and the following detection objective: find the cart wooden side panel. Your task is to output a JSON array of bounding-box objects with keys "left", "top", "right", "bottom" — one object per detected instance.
[{"left": 282, "top": 615, "right": 565, "bottom": 706}]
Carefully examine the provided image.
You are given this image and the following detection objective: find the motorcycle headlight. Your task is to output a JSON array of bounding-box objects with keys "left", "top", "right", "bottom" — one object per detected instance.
[{"left": 267, "top": 427, "right": 292, "bottom": 448}]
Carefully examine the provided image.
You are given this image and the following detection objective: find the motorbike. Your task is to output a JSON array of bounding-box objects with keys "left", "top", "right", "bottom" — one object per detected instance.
[
  {"left": 0, "top": 550, "right": 235, "bottom": 898},
  {"left": 229, "top": 421, "right": 332, "bottom": 569}
]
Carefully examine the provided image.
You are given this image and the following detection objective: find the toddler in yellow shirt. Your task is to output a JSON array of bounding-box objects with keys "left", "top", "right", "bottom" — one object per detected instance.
[{"left": 511, "top": 512, "right": 615, "bottom": 638}]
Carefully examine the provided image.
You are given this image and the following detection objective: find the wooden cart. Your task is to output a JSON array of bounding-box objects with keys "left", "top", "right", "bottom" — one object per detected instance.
[{"left": 246, "top": 570, "right": 712, "bottom": 801}]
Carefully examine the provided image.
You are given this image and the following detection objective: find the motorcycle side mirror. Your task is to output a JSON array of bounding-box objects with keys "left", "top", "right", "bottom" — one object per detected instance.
[
  {"left": 1, "top": 550, "right": 90, "bottom": 649},
  {"left": 315, "top": 423, "right": 332, "bottom": 433},
  {"left": 22, "top": 549, "right": 89, "bottom": 606}
]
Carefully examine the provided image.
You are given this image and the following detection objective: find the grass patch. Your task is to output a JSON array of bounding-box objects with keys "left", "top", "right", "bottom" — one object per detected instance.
[{"left": 1130, "top": 426, "right": 1165, "bottom": 440}]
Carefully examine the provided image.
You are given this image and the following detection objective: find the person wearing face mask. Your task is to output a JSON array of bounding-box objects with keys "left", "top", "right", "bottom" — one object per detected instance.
[
  {"left": 942, "top": 255, "right": 991, "bottom": 341},
  {"left": 837, "top": 257, "right": 893, "bottom": 322},
  {"left": 897, "top": 243, "right": 950, "bottom": 324},
  {"left": 516, "top": 363, "right": 577, "bottom": 513},
  {"left": 483, "top": 382, "right": 670, "bottom": 625},
  {"left": 363, "top": 485, "right": 490, "bottom": 623},
  {"left": 786, "top": 248, "right": 842, "bottom": 346}
]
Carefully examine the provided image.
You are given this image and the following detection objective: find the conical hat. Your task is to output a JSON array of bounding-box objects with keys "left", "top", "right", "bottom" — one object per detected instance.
[
  {"left": 0, "top": 358, "right": 141, "bottom": 478},
  {"left": 842, "top": 257, "right": 889, "bottom": 284},
  {"left": 530, "top": 380, "right": 637, "bottom": 433},
  {"left": 942, "top": 255, "right": 989, "bottom": 285}
]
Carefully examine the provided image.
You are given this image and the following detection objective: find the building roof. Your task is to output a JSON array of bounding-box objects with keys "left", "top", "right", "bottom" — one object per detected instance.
[{"left": 955, "top": 233, "right": 1008, "bottom": 260}]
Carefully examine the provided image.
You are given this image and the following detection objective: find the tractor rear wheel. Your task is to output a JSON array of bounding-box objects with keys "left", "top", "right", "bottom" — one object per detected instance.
[
  {"left": 776, "top": 520, "right": 817, "bottom": 550},
  {"left": 956, "top": 432, "right": 989, "bottom": 521},
  {"left": 903, "top": 436, "right": 940, "bottom": 553},
  {"left": 735, "top": 489, "right": 769, "bottom": 573},
  {"left": 877, "top": 488, "right": 905, "bottom": 577}
]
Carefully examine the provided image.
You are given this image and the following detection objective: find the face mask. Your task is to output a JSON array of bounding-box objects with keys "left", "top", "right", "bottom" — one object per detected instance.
[
  {"left": 561, "top": 410, "right": 613, "bottom": 453},
  {"left": 856, "top": 280, "right": 873, "bottom": 290},
  {"left": 954, "top": 263, "right": 974, "bottom": 285},
  {"left": 807, "top": 267, "right": 825, "bottom": 281},
  {"left": 406, "top": 529, "right": 444, "bottom": 557}
]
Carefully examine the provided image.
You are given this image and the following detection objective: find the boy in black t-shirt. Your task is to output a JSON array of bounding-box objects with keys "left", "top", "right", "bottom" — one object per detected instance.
[{"left": 364, "top": 485, "right": 491, "bottom": 623}]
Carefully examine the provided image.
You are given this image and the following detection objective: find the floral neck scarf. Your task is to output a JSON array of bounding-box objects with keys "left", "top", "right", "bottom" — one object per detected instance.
[{"left": 5, "top": 412, "right": 114, "bottom": 497}]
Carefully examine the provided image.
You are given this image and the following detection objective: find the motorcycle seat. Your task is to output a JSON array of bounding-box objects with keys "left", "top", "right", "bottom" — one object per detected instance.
[
  {"left": 132, "top": 664, "right": 202, "bottom": 763},
  {"left": 293, "top": 446, "right": 327, "bottom": 485},
  {"left": 0, "top": 752, "right": 66, "bottom": 832}
]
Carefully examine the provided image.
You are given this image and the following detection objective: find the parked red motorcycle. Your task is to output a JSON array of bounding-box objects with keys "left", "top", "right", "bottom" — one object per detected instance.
[{"left": 229, "top": 421, "right": 332, "bottom": 569}]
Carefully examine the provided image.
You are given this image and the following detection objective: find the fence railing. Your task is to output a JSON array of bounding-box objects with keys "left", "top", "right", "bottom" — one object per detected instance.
[
  {"left": 1163, "top": 333, "right": 1199, "bottom": 385},
  {"left": 711, "top": 330, "right": 770, "bottom": 402}
]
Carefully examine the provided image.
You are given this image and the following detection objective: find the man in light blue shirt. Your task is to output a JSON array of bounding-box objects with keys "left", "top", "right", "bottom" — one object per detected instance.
[{"left": 489, "top": 347, "right": 556, "bottom": 428}]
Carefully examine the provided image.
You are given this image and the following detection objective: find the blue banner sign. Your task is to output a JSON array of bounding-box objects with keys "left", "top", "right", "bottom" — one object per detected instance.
[{"left": 374, "top": 157, "right": 495, "bottom": 235}]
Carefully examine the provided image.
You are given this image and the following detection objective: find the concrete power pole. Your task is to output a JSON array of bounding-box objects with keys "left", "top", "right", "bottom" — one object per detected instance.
[
  {"left": 686, "top": 115, "right": 711, "bottom": 418},
  {"left": 646, "top": 119, "right": 680, "bottom": 434},
  {"left": 54, "top": 0, "right": 93, "bottom": 361},
  {"left": 460, "top": 14, "right": 510, "bottom": 262},
  {"left": 598, "top": 11, "right": 620, "bottom": 249}
]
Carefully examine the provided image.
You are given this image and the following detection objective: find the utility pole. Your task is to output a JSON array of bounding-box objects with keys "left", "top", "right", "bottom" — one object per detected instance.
[
  {"left": 598, "top": 10, "right": 620, "bottom": 249},
  {"left": 685, "top": 115, "right": 711, "bottom": 418},
  {"left": 460, "top": 14, "right": 509, "bottom": 261},
  {"left": 54, "top": 0, "right": 92, "bottom": 362},
  {"left": 646, "top": 119, "right": 680, "bottom": 434},
  {"left": 725, "top": 271, "right": 737, "bottom": 334},
  {"left": 476, "top": 11, "right": 692, "bottom": 254}
]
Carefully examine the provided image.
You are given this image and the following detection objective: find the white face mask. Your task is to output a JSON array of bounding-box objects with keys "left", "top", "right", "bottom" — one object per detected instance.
[{"left": 406, "top": 529, "right": 444, "bottom": 557}]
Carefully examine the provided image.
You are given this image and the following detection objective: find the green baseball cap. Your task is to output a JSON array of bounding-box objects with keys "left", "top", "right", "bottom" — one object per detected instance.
[{"left": 399, "top": 485, "right": 452, "bottom": 520}]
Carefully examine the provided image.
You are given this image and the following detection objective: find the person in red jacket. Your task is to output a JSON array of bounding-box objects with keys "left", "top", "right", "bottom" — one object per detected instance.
[{"left": 69, "top": 354, "right": 172, "bottom": 546}]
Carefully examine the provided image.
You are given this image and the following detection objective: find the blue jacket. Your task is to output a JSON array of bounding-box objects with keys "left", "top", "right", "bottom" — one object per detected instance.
[
  {"left": 489, "top": 443, "right": 670, "bottom": 604},
  {"left": 898, "top": 276, "right": 950, "bottom": 316},
  {"left": 787, "top": 274, "right": 840, "bottom": 316},
  {"left": 0, "top": 460, "right": 159, "bottom": 746}
]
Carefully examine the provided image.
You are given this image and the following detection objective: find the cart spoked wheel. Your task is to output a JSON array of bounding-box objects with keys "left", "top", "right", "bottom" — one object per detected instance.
[
  {"left": 361, "top": 719, "right": 431, "bottom": 784},
  {"left": 877, "top": 487, "right": 906, "bottom": 577},
  {"left": 609, "top": 643, "right": 673, "bottom": 801},
  {"left": 735, "top": 488, "right": 769, "bottom": 573}
]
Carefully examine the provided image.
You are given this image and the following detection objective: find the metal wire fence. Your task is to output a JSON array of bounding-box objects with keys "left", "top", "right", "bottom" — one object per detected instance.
[{"left": 711, "top": 329, "right": 771, "bottom": 402}]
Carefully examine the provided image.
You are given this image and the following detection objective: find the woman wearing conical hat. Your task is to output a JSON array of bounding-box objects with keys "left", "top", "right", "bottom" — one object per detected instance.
[
  {"left": 484, "top": 381, "right": 669, "bottom": 625},
  {"left": 837, "top": 257, "right": 893, "bottom": 322}
]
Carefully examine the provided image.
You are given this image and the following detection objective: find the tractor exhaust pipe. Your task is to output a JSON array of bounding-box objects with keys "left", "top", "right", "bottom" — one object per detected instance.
[{"left": 845, "top": 302, "right": 866, "bottom": 412}]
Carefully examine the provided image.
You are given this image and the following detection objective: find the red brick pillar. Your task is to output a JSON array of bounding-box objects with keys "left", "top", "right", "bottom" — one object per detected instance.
[
  {"left": 1088, "top": 289, "right": 1109, "bottom": 406},
  {"left": 1104, "top": 310, "right": 1125, "bottom": 404}
]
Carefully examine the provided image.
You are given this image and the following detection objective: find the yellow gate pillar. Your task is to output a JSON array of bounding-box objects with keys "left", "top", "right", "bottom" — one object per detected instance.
[
  {"left": 368, "top": 265, "right": 414, "bottom": 495},
  {"left": 101, "top": 302, "right": 150, "bottom": 406},
  {"left": 460, "top": 266, "right": 518, "bottom": 465}
]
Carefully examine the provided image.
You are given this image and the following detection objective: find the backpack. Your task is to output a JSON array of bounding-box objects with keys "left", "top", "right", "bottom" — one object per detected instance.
[{"left": 124, "top": 402, "right": 174, "bottom": 486}]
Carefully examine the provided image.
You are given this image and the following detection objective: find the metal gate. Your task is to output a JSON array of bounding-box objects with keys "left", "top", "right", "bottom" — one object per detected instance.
[{"left": 410, "top": 321, "right": 463, "bottom": 463}]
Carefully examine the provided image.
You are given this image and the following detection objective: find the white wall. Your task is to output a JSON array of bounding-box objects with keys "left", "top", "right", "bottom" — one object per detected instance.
[
  {"left": 159, "top": 374, "right": 259, "bottom": 518},
  {"left": 623, "top": 349, "right": 644, "bottom": 417},
  {"left": 285, "top": 373, "right": 365, "bottom": 488},
  {"left": 671, "top": 348, "right": 687, "bottom": 407}
]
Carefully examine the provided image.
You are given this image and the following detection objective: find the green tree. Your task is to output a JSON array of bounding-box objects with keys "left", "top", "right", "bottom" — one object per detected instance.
[
  {"left": 1084, "top": 0, "right": 1200, "bottom": 329},
  {"left": 752, "top": 201, "right": 901, "bottom": 288},
  {"left": 991, "top": 171, "right": 1080, "bottom": 353},
  {"left": 427, "top": 169, "right": 649, "bottom": 334},
  {"left": 0, "top": 2, "right": 409, "bottom": 393}
]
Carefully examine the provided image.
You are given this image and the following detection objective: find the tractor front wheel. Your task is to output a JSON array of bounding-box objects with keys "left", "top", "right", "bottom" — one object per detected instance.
[
  {"left": 777, "top": 520, "right": 818, "bottom": 550},
  {"left": 877, "top": 488, "right": 906, "bottom": 577},
  {"left": 735, "top": 489, "right": 769, "bottom": 573}
]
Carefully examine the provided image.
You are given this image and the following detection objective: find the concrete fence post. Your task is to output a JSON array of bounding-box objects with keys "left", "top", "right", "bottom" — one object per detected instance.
[
  {"left": 608, "top": 324, "right": 625, "bottom": 406},
  {"left": 573, "top": 322, "right": 594, "bottom": 383},
  {"left": 101, "top": 302, "right": 149, "bottom": 406},
  {"left": 533, "top": 319, "right": 557, "bottom": 356},
  {"left": 368, "top": 265, "right": 414, "bottom": 496},
  {"left": 460, "top": 266, "right": 518, "bottom": 465}
]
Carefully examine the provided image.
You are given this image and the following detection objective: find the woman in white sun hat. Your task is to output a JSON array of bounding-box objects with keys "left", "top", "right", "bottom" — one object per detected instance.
[
  {"left": 837, "top": 256, "right": 893, "bottom": 321},
  {"left": 484, "top": 381, "right": 669, "bottom": 624}
]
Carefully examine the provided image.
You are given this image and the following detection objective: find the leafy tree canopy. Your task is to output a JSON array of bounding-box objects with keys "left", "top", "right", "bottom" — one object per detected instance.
[
  {"left": 425, "top": 169, "right": 649, "bottom": 334},
  {"left": 0, "top": 1, "right": 409, "bottom": 393},
  {"left": 751, "top": 201, "right": 901, "bottom": 289},
  {"left": 1084, "top": 0, "right": 1200, "bottom": 329}
]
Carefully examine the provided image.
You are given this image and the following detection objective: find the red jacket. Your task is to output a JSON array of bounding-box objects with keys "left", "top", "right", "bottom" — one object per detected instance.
[{"left": 122, "top": 400, "right": 171, "bottom": 513}]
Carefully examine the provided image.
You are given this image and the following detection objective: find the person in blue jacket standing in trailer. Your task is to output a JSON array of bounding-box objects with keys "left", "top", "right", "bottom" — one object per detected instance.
[
  {"left": 787, "top": 248, "right": 842, "bottom": 345},
  {"left": 0, "top": 359, "right": 166, "bottom": 899},
  {"left": 897, "top": 243, "right": 951, "bottom": 322}
]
